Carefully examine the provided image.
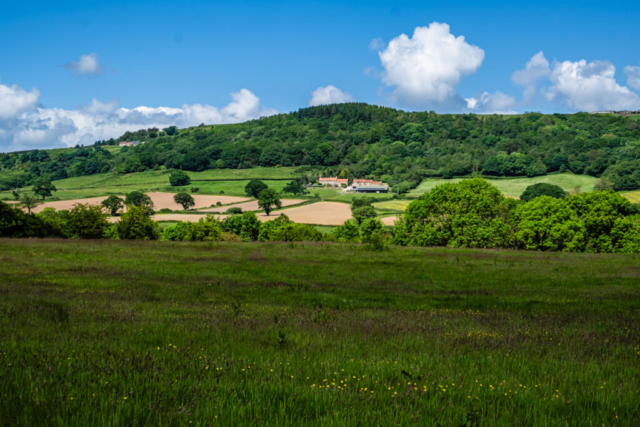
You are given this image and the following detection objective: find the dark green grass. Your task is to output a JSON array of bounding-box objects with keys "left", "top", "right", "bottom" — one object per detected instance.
[{"left": 1, "top": 240, "right": 639, "bottom": 426}]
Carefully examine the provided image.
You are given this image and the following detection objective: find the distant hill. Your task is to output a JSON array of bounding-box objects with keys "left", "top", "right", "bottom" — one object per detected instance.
[{"left": 2, "top": 103, "right": 640, "bottom": 192}]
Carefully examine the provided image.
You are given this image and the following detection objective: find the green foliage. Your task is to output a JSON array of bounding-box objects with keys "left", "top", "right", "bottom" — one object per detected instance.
[
  {"left": 19, "top": 193, "right": 40, "bottom": 214},
  {"left": 63, "top": 203, "right": 110, "bottom": 239},
  {"left": 169, "top": 170, "right": 191, "bottom": 187},
  {"left": 161, "top": 221, "right": 191, "bottom": 241},
  {"left": 513, "top": 196, "right": 585, "bottom": 251},
  {"left": 32, "top": 179, "right": 57, "bottom": 200},
  {"left": 395, "top": 178, "right": 518, "bottom": 248},
  {"left": 258, "top": 188, "right": 282, "bottom": 215},
  {"left": 184, "top": 215, "right": 228, "bottom": 241},
  {"left": 221, "top": 211, "right": 261, "bottom": 241},
  {"left": 124, "top": 191, "right": 155, "bottom": 214},
  {"left": 359, "top": 218, "right": 387, "bottom": 251},
  {"left": 245, "top": 180, "right": 268, "bottom": 198},
  {"left": 0, "top": 201, "right": 63, "bottom": 238},
  {"left": 173, "top": 192, "right": 195, "bottom": 210},
  {"left": 101, "top": 195, "right": 125, "bottom": 216},
  {"left": 283, "top": 179, "right": 307, "bottom": 196},
  {"left": 332, "top": 219, "right": 360, "bottom": 242},
  {"left": 520, "top": 183, "right": 567, "bottom": 202},
  {"left": 351, "top": 206, "right": 377, "bottom": 225},
  {"left": 225, "top": 207, "right": 243, "bottom": 214},
  {"left": 116, "top": 205, "right": 160, "bottom": 240}
]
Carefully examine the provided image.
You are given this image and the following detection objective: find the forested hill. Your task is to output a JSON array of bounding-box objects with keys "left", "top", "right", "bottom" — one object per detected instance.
[{"left": 2, "top": 103, "right": 640, "bottom": 192}]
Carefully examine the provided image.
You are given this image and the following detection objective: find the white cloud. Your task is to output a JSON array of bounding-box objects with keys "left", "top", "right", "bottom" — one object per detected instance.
[
  {"left": 0, "top": 83, "right": 277, "bottom": 152},
  {"left": 369, "top": 38, "right": 384, "bottom": 51},
  {"left": 0, "top": 80, "right": 40, "bottom": 118},
  {"left": 64, "top": 53, "right": 105, "bottom": 76},
  {"left": 308, "top": 85, "right": 354, "bottom": 106},
  {"left": 377, "top": 22, "right": 484, "bottom": 107},
  {"left": 545, "top": 59, "right": 640, "bottom": 111},
  {"left": 465, "top": 91, "right": 517, "bottom": 114},
  {"left": 511, "top": 52, "right": 551, "bottom": 101},
  {"left": 624, "top": 66, "right": 640, "bottom": 90}
]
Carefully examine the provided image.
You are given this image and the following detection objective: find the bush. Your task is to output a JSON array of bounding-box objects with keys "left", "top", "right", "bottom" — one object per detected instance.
[
  {"left": 162, "top": 222, "right": 191, "bottom": 241},
  {"left": 221, "top": 211, "right": 261, "bottom": 241},
  {"left": 257, "top": 214, "right": 322, "bottom": 242},
  {"left": 184, "top": 215, "right": 226, "bottom": 241},
  {"left": 333, "top": 219, "right": 360, "bottom": 242},
  {"left": 63, "top": 203, "right": 111, "bottom": 239},
  {"left": 169, "top": 170, "right": 191, "bottom": 187},
  {"left": 0, "top": 201, "right": 64, "bottom": 238},
  {"left": 117, "top": 205, "right": 160, "bottom": 240},
  {"left": 352, "top": 206, "right": 377, "bottom": 225},
  {"left": 225, "top": 207, "right": 243, "bottom": 214}
]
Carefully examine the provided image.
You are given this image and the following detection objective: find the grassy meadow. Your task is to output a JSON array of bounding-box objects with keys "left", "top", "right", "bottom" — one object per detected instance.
[
  {"left": 407, "top": 173, "right": 597, "bottom": 198},
  {"left": 1, "top": 239, "right": 639, "bottom": 425}
]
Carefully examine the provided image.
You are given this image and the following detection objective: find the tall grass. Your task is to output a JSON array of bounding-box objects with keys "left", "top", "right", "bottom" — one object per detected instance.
[{"left": 1, "top": 240, "right": 639, "bottom": 425}]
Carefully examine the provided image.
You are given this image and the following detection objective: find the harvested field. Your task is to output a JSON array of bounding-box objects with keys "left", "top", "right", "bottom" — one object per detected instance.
[
  {"left": 28, "top": 192, "right": 249, "bottom": 214},
  {"left": 255, "top": 201, "right": 352, "bottom": 225},
  {"left": 199, "top": 198, "right": 305, "bottom": 213},
  {"left": 380, "top": 216, "right": 397, "bottom": 226},
  {"left": 31, "top": 196, "right": 106, "bottom": 213},
  {"left": 146, "top": 192, "right": 248, "bottom": 210}
]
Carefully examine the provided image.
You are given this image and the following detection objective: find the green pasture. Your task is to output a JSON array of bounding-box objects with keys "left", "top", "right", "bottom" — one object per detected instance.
[
  {"left": 0, "top": 240, "right": 638, "bottom": 425},
  {"left": 408, "top": 173, "right": 597, "bottom": 198}
]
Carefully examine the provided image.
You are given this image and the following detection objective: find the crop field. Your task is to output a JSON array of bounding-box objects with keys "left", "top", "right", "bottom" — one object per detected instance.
[
  {"left": 0, "top": 168, "right": 300, "bottom": 202},
  {"left": 199, "top": 199, "right": 306, "bottom": 213},
  {"left": 0, "top": 239, "right": 638, "bottom": 425},
  {"left": 407, "top": 174, "right": 597, "bottom": 198},
  {"left": 622, "top": 191, "right": 640, "bottom": 203}
]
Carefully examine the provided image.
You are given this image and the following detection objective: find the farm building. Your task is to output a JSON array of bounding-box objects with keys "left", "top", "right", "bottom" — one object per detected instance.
[
  {"left": 319, "top": 176, "right": 348, "bottom": 187},
  {"left": 353, "top": 185, "right": 388, "bottom": 193}
]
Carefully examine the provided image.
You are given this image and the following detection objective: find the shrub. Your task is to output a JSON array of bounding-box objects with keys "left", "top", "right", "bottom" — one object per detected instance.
[
  {"left": 221, "top": 211, "right": 261, "bottom": 241},
  {"left": 0, "top": 201, "right": 63, "bottom": 238},
  {"left": 117, "top": 205, "right": 160, "bottom": 240},
  {"left": 184, "top": 215, "right": 225, "bottom": 241},
  {"left": 190, "top": 187, "right": 200, "bottom": 193},
  {"left": 333, "top": 219, "right": 360, "bottom": 242},
  {"left": 63, "top": 203, "right": 110, "bottom": 239},
  {"left": 352, "top": 206, "right": 376, "bottom": 225},
  {"left": 225, "top": 207, "right": 243, "bottom": 214},
  {"left": 162, "top": 222, "right": 191, "bottom": 241}
]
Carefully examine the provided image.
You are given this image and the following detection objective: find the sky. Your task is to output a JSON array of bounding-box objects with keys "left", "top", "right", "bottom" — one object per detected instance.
[{"left": 1, "top": 0, "right": 640, "bottom": 152}]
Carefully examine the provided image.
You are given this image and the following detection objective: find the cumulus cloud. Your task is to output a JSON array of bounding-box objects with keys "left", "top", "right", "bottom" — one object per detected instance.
[
  {"left": 624, "top": 66, "right": 640, "bottom": 90},
  {"left": 64, "top": 53, "right": 105, "bottom": 76},
  {"left": 0, "top": 80, "right": 40, "bottom": 119},
  {"left": 377, "top": 22, "right": 484, "bottom": 107},
  {"left": 465, "top": 91, "right": 517, "bottom": 114},
  {"left": 308, "top": 85, "right": 354, "bottom": 106},
  {"left": 545, "top": 59, "right": 640, "bottom": 111},
  {"left": 0, "top": 82, "right": 277, "bottom": 152},
  {"left": 511, "top": 51, "right": 551, "bottom": 101}
]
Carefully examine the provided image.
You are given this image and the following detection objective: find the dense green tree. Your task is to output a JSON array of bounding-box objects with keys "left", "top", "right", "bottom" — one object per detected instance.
[
  {"left": 174, "top": 192, "right": 195, "bottom": 210},
  {"left": 221, "top": 211, "right": 261, "bottom": 240},
  {"left": 333, "top": 219, "right": 360, "bottom": 241},
  {"left": 351, "top": 206, "right": 377, "bottom": 225},
  {"left": 32, "top": 179, "right": 57, "bottom": 200},
  {"left": 169, "top": 170, "right": 191, "bottom": 187},
  {"left": 117, "top": 205, "right": 160, "bottom": 240},
  {"left": 513, "top": 196, "right": 585, "bottom": 252},
  {"left": 283, "top": 179, "right": 306, "bottom": 196},
  {"left": 395, "top": 178, "right": 516, "bottom": 248},
  {"left": 63, "top": 203, "right": 110, "bottom": 239},
  {"left": 520, "top": 183, "right": 567, "bottom": 202},
  {"left": 245, "top": 180, "right": 268, "bottom": 198},
  {"left": 258, "top": 188, "right": 282, "bottom": 215},
  {"left": 101, "top": 195, "right": 125, "bottom": 216},
  {"left": 124, "top": 191, "right": 155, "bottom": 214}
]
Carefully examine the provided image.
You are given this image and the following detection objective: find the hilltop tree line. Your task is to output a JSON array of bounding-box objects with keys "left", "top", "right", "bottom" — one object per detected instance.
[{"left": 2, "top": 103, "right": 640, "bottom": 193}]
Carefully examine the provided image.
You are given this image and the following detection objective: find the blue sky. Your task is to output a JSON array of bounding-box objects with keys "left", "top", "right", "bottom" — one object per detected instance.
[{"left": 1, "top": 0, "right": 640, "bottom": 151}]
